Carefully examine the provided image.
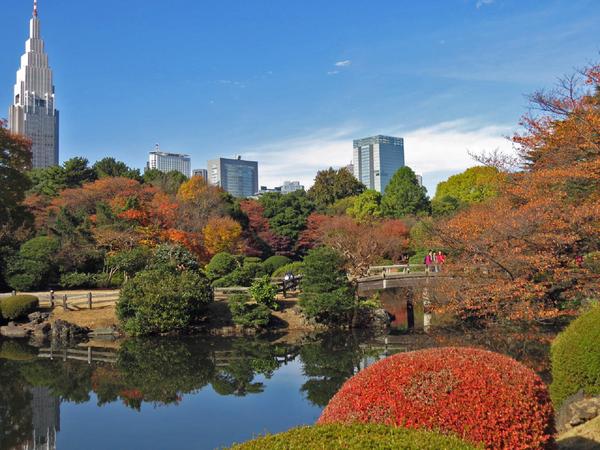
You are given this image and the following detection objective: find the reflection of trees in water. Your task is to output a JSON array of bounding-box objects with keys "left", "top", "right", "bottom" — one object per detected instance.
[
  {"left": 0, "top": 359, "right": 33, "bottom": 450},
  {"left": 210, "top": 339, "right": 298, "bottom": 397},
  {"left": 299, "top": 332, "right": 378, "bottom": 408}
]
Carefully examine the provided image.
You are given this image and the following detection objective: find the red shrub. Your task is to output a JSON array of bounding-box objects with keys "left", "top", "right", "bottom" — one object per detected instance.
[{"left": 318, "top": 347, "right": 555, "bottom": 450}]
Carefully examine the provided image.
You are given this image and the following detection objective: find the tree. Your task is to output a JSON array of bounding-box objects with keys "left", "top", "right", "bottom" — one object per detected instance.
[
  {"left": 62, "top": 157, "right": 97, "bottom": 187},
  {"left": 307, "top": 167, "right": 365, "bottom": 210},
  {"left": 28, "top": 157, "right": 97, "bottom": 197},
  {"left": 432, "top": 166, "right": 502, "bottom": 216},
  {"left": 315, "top": 216, "right": 409, "bottom": 281},
  {"left": 347, "top": 190, "right": 382, "bottom": 221},
  {"left": 176, "top": 176, "right": 230, "bottom": 233},
  {"left": 381, "top": 167, "right": 430, "bottom": 218},
  {"left": 299, "top": 247, "right": 355, "bottom": 325},
  {"left": 144, "top": 169, "right": 188, "bottom": 195},
  {"left": 203, "top": 216, "right": 243, "bottom": 255},
  {"left": 116, "top": 268, "right": 212, "bottom": 336},
  {"left": 93, "top": 157, "right": 141, "bottom": 181},
  {"left": 6, "top": 236, "right": 60, "bottom": 291},
  {"left": 430, "top": 63, "right": 600, "bottom": 322},
  {"left": 105, "top": 246, "right": 152, "bottom": 282},
  {"left": 0, "top": 121, "right": 32, "bottom": 229},
  {"left": 259, "top": 191, "right": 315, "bottom": 242},
  {"left": 205, "top": 252, "right": 239, "bottom": 280},
  {"left": 0, "top": 122, "right": 32, "bottom": 290}
]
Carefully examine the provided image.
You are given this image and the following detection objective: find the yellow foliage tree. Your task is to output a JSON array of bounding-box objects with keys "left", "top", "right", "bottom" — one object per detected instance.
[{"left": 202, "top": 216, "right": 243, "bottom": 255}]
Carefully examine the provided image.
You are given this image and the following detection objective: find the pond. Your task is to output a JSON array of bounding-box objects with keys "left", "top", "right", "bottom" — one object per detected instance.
[{"left": 0, "top": 322, "right": 556, "bottom": 450}]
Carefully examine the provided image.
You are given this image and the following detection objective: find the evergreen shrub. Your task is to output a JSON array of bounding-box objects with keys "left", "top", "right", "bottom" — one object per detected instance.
[
  {"left": 318, "top": 347, "right": 555, "bottom": 450},
  {"left": 262, "top": 255, "right": 292, "bottom": 275},
  {"left": 116, "top": 268, "right": 212, "bottom": 336},
  {"left": 227, "top": 424, "right": 478, "bottom": 450},
  {"left": 551, "top": 304, "right": 600, "bottom": 407},
  {"left": 249, "top": 276, "right": 278, "bottom": 310},
  {"left": 205, "top": 252, "right": 238, "bottom": 280},
  {"left": 272, "top": 262, "right": 304, "bottom": 278},
  {"left": 1, "top": 295, "right": 39, "bottom": 321},
  {"left": 229, "top": 294, "right": 271, "bottom": 329}
]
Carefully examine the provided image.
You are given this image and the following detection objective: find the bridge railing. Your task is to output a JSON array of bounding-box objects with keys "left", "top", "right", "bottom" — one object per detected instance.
[{"left": 367, "top": 264, "right": 429, "bottom": 276}]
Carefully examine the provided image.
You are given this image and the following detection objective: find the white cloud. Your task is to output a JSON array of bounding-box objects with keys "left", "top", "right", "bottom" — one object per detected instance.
[
  {"left": 327, "top": 70, "right": 340, "bottom": 75},
  {"left": 476, "top": 0, "right": 495, "bottom": 8},
  {"left": 335, "top": 60, "right": 352, "bottom": 67},
  {"left": 243, "top": 119, "right": 516, "bottom": 194}
]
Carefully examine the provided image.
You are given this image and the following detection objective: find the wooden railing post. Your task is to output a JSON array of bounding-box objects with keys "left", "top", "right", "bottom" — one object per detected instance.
[
  {"left": 87, "top": 347, "right": 92, "bottom": 365},
  {"left": 62, "top": 294, "right": 68, "bottom": 311},
  {"left": 11, "top": 290, "right": 16, "bottom": 297},
  {"left": 88, "top": 292, "right": 93, "bottom": 310},
  {"left": 50, "top": 290, "right": 55, "bottom": 307}
]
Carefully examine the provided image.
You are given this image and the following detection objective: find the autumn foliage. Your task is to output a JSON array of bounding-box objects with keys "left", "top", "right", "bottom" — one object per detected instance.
[
  {"left": 431, "top": 64, "right": 600, "bottom": 321},
  {"left": 318, "top": 347, "right": 555, "bottom": 450}
]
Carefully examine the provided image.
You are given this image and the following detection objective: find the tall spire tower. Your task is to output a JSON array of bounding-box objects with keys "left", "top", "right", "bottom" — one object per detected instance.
[{"left": 8, "top": 0, "right": 59, "bottom": 168}]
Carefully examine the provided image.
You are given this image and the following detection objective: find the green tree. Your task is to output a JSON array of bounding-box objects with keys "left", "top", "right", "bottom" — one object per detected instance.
[
  {"left": 116, "top": 268, "right": 213, "bottom": 336},
  {"left": 151, "top": 244, "right": 199, "bottom": 271},
  {"left": 143, "top": 169, "right": 188, "bottom": 194},
  {"left": 347, "top": 190, "right": 382, "bottom": 221},
  {"left": 381, "top": 167, "right": 430, "bottom": 218},
  {"left": 28, "top": 157, "right": 97, "bottom": 197},
  {"left": 6, "top": 236, "right": 60, "bottom": 291},
  {"left": 93, "top": 157, "right": 142, "bottom": 181},
  {"left": 229, "top": 294, "right": 272, "bottom": 329},
  {"left": 307, "top": 167, "right": 365, "bottom": 210},
  {"left": 105, "top": 246, "right": 152, "bottom": 281},
  {"left": 205, "top": 252, "right": 239, "bottom": 280},
  {"left": 259, "top": 191, "right": 315, "bottom": 241},
  {"left": 299, "top": 247, "right": 354, "bottom": 325},
  {"left": 431, "top": 166, "right": 501, "bottom": 216}
]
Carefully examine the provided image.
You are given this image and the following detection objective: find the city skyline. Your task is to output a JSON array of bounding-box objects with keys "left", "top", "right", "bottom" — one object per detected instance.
[{"left": 2, "top": 1, "right": 600, "bottom": 193}]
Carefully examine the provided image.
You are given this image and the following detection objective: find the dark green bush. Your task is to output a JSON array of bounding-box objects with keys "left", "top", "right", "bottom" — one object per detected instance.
[
  {"left": 299, "top": 247, "right": 354, "bottom": 325},
  {"left": 5, "top": 236, "right": 61, "bottom": 291},
  {"left": 116, "top": 268, "right": 213, "bottom": 336},
  {"left": 0, "top": 295, "right": 39, "bottom": 320},
  {"left": 60, "top": 272, "right": 96, "bottom": 289},
  {"left": 227, "top": 424, "right": 477, "bottom": 450},
  {"left": 249, "top": 276, "right": 278, "bottom": 310},
  {"left": 228, "top": 294, "right": 271, "bottom": 329},
  {"left": 212, "top": 263, "right": 266, "bottom": 288},
  {"left": 206, "top": 252, "right": 239, "bottom": 280},
  {"left": 409, "top": 249, "right": 429, "bottom": 265},
  {"left": 272, "top": 261, "right": 304, "bottom": 278},
  {"left": 243, "top": 257, "right": 263, "bottom": 266},
  {"left": 262, "top": 255, "right": 292, "bottom": 275},
  {"left": 551, "top": 304, "right": 600, "bottom": 407}
]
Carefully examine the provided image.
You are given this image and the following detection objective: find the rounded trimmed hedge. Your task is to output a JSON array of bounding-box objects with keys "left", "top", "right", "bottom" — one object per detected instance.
[
  {"left": 551, "top": 304, "right": 600, "bottom": 407},
  {"left": 0, "top": 295, "right": 39, "bottom": 320},
  {"left": 227, "top": 424, "right": 477, "bottom": 450},
  {"left": 262, "top": 255, "right": 292, "bottom": 275},
  {"left": 318, "top": 347, "right": 555, "bottom": 450}
]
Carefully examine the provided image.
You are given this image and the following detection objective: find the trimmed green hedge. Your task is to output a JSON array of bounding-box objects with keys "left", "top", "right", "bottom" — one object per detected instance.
[
  {"left": 0, "top": 295, "right": 39, "bottom": 320},
  {"left": 272, "top": 262, "right": 304, "bottom": 278},
  {"left": 262, "top": 255, "right": 292, "bottom": 275},
  {"left": 227, "top": 424, "right": 478, "bottom": 450},
  {"left": 551, "top": 304, "right": 600, "bottom": 407}
]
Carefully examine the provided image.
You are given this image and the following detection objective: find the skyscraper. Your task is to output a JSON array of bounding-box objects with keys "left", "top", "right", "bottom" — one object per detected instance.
[
  {"left": 207, "top": 156, "right": 258, "bottom": 198},
  {"left": 147, "top": 145, "right": 191, "bottom": 177},
  {"left": 8, "top": 0, "right": 59, "bottom": 168},
  {"left": 352, "top": 135, "right": 405, "bottom": 193}
]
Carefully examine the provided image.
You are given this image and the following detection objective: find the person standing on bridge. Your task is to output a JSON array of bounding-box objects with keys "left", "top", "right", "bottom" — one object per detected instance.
[
  {"left": 425, "top": 251, "right": 434, "bottom": 273},
  {"left": 435, "top": 251, "right": 446, "bottom": 272}
]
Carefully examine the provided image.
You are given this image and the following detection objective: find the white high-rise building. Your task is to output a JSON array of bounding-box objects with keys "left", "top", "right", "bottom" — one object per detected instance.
[
  {"left": 8, "top": 0, "right": 59, "bottom": 168},
  {"left": 352, "top": 135, "right": 405, "bottom": 193},
  {"left": 147, "top": 145, "right": 191, "bottom": 178}
]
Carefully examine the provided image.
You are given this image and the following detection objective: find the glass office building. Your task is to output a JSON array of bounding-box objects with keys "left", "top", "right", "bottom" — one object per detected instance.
[
  {"left": 207, "top": 157, "right": 258, "bottom": 198},
  {"left": 352, "top": 135, "right": 405, "bottom": 192}
]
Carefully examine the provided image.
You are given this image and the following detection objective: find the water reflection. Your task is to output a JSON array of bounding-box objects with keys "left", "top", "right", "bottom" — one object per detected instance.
[{"left": 0, "top": 325, "right": 556, "bottom": 450}]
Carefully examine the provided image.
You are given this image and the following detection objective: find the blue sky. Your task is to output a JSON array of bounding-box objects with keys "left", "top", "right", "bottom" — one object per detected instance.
[{"left": 1, "top": 0, "right": 599, "bottom": 194}]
